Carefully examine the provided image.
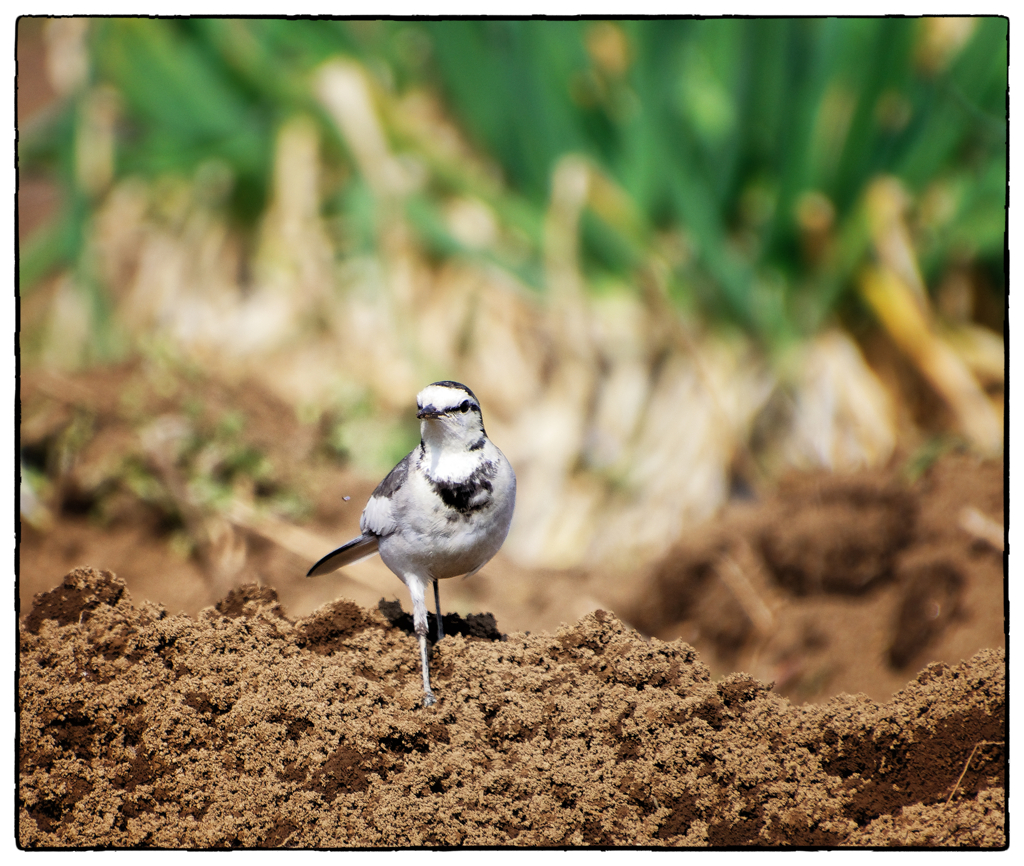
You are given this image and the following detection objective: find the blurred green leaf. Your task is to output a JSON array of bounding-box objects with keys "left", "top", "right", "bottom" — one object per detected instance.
[{"left": 20, "top": 17, "right": 1007, "bottom": 347}]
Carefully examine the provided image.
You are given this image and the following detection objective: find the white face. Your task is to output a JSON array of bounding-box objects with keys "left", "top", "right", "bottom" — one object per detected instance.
[{"left": 415, "top": 382, "right": 485, "bottom": 443}]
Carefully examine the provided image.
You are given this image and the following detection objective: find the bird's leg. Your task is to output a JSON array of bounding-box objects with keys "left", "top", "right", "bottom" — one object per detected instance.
[
  {"left": 417, "top": 634, "right": 436, "bottom": 708},
  {"left": 433, "top": 578, "right": 445, "bottom": 642},
  {"left": 408, "top": 576, "right": 437, "bottom": 708}
]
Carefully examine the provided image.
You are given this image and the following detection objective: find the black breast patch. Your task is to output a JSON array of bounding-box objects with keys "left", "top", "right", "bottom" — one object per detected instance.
[{"left": 430, "top": 462, "right": 496, "bottom": 514}]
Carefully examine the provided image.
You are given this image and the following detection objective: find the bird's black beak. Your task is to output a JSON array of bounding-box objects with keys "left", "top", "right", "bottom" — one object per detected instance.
[{"left": 417, "top": 406, "right": 442, "bottom": 420}]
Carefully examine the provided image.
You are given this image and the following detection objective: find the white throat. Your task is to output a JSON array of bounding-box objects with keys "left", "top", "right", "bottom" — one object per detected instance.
[{"left": 420, "top": 421, "right": 484, "bottom": 481}]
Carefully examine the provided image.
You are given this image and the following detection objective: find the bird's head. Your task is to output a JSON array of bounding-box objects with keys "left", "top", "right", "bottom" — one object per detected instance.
[{"left": 416, "top": 381, "right": 486, "bottom": 450}]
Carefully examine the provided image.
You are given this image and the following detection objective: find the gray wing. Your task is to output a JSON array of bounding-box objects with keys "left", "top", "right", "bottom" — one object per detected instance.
[{"left": 359, "top": 450, "right": 413, "bottom": 538}]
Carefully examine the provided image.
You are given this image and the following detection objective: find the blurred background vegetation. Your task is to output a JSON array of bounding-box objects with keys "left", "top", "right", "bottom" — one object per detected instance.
[
  {"left": 18, "top": 17, "right": 1006, "bottom": 588},
  {"left": 21, "top": 18, "right": 1007, "bottom": 335}
]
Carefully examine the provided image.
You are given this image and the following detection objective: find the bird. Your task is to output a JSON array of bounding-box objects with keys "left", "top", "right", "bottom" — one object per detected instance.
[{"left": 307, "top": 381, "right": 516, "bottom": 707}]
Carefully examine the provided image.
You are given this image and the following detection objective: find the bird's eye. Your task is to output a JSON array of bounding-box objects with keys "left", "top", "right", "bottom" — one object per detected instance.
[{"left": 459, "top": 400, "right": 471, "bottom": 413}]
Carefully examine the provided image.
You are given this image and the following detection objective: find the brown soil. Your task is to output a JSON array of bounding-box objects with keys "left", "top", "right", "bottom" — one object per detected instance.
[
  {"left": 18, "top": 568, "right": 1005, "bottom": 848},
  {"left": 614, "top": 451, "right": 1006, "bottom": 704}
]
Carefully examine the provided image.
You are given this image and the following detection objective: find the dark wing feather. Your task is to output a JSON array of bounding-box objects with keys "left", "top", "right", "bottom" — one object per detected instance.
[{"left": 306, "top": 534, "right": 380, "bottom": 577}]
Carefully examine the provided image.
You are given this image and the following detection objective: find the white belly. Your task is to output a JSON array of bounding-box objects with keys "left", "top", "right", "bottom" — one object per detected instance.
[{"left": 378, "top": 456, "right": 515, "bottom": 582}]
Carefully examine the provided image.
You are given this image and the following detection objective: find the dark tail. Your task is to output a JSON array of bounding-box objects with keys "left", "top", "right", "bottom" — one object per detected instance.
[{"left": 306, "top": 535, "right": 380, "bottom": 577}]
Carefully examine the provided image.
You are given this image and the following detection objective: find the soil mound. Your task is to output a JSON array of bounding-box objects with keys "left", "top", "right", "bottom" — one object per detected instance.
[
  {"left": 618, "top": 453, "right": 1005, "bottom": 703},
  {"left": 18, "top": 567, "right": 1005, "bottom": 848}
]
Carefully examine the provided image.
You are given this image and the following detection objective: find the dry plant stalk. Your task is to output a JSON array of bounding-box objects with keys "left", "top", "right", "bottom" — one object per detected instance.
[
  {"left": 945, "top": 741, "right": 1003, "bottom": 805},
  {"left": 861, "top": 177, "right": 1001, "bottom": 456}
]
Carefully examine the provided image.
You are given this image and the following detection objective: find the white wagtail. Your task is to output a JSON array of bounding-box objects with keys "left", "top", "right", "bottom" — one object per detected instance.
[{"left": 307, "top": 381, "right": 516, "bottom": 707}]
